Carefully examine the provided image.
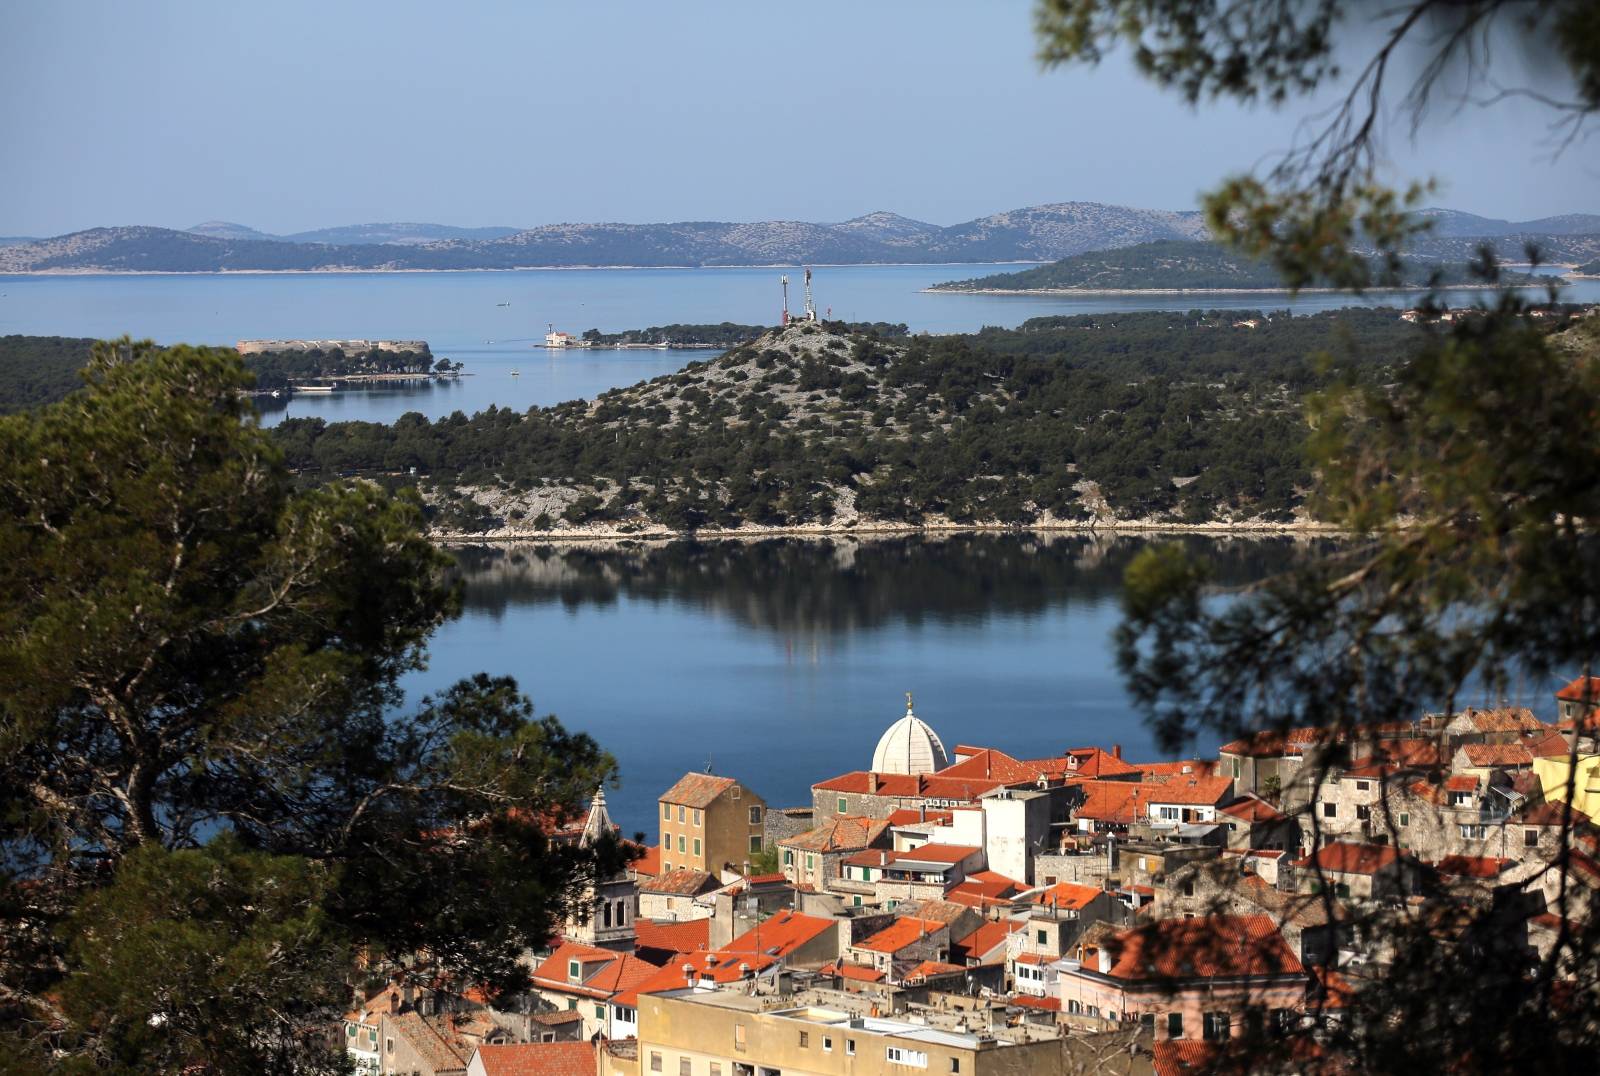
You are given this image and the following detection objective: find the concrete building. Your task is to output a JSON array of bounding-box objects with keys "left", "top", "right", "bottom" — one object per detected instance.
[{"left": 660, "top": 773, "right": 768, "bottom": 881}]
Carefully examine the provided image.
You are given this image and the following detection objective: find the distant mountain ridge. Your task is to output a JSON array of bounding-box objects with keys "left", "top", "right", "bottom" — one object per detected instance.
[{"left": 0, "top": 201, "right": 1593, "bottom": 273}]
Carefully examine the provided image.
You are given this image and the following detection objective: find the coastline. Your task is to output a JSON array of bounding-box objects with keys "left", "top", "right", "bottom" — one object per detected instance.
[
  {"left": 0, "top": 259, "right": 1047, "bottom": 278},
  {"left": 430, "top": 517, "right": 1344, "bottom": 546},
  {"left": 922, "top": 281, "right": 1561, "bottom": 297}
]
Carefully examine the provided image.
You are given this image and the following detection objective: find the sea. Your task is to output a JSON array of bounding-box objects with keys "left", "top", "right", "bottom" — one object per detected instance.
[{"left": 1, "top": 263, "right": 1585, "bottom": 831}]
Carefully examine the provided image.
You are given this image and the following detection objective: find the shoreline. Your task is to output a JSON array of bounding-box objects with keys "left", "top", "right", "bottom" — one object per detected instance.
[
  {"left": 0, "top": 260, "right": 1047, "bottom": 278},
  {"left": 430, "top": 518, "right": 1344, "bottom": 546},
  {"left": 923, "top": 281, "right": 1566, "bottom": 297}
]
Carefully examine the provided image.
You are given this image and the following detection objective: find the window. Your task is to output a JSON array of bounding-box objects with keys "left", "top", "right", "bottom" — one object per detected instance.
[
  {"left": 1181, "top": 879, "right": 1195, "bottom": 896},
  {"left": 1355, "top": 805, "right": 1370, "bottom": 821},
  {"left": 1203, "top": 1012, "right": 1231, "bottom": 1041},
  {"left": 806, "top": 853, "right": 816, "bottom": 870},
  {"left": 749, "top": 835, "right": 762, "bottom": 853},
  {"left": 800, "top": 1031, "right": 810, "bottom": 1048},
  {"left": 950, "top": 1059, "right": 960, "bottom": 1073},
  {"left": 1043, "top": 875, "right": 1056, "bottom": 886},
  {"left": 749, "top": 806, "right": 763, "bottom": 825},
  {"left": 680, "top": 1058, "right": 691, "bottom": 1076},
  {"left": 693, "top": 808, "right": 701, "bottom": 826},
  {"left": 1231, "top": 757, "right": 1241, "bottom": 778},
  {"left": 1323, "top": 802, "right": 1337, "bottom": 818},
  {"left": 1068, "top": 999, "right": 1080, "bottom": 1014},
  {"left": 731, "top": 785, "right": 741, "bottom": 800},
  {"left": 1035, "top": 929, "right": 1047, "bottom": 945},
  {"left": 1167, "top": 1012, "right": 1184, "bottom": 1038},
  {"left": 678, "top": 805, "right": 685, "bottom": 823},
  {"left": 853, "top": 895, "right": 862, "bottom": 906},
  {"left": 650, "top": 1051, "right": 663, "bottom": 1072},
  {"left": 693, "top": 838, "right": 701, "bottom": 856},
  {"left": 1460, "top": 824, "right": 1487, "bottom": 840},
  {"left": 568, "top": 959, "right": 581, "bottom": 981},
  {"left": 1355, "top": 780, "right": 1370, "bottom": 792},
  {"left": 886, "top": 1046, "right": 928, "bottom": 1067},
  {"left": 664, "top": 862, "right": 671, "bottom": 872},
  {"left": 1399, "top": 812, "right": 1409, "bottom": 827},
  {"left": 784, "top": 849, "right": 794, "bottom": 866},
  {"left": 678, "top": 835, "right": 686, "bottom": 853},
  {"left": 1335, "top": 882, "right": 1351, "bottom": 899},
  {"left": 735, "top": 1023, "right": 745, "bottom": 1050},
  {"left": 846, "top": 1039, "right": 856, "bottom": 1056},
  {"left": 663, "top": 803, "right": 672, "bottom": 819},
  {"left": 386, "top": 1038, "right": 395, "bottom": 1055},
  {"left": 1526, "top": 828, "right": 1540, "bottom": 848},
  {"left": 823, "top": 1036, "right": 833, "bottom": 1052},
  {"left": 710, "top": 1066, "right": 721, "bottom": 1076},
  {"left": 838, "top": 796, "right": 849, "bottom": 812},
  {"left": 596, "top": 1004, "right": 606, "bottom": 1020},
  {"left": 568, "top": 999, "right": 577, "bottom": 1010},
  {"left": 1138, "top": 856, "right": 1148, "bottom": 871},
  {"left": 617, "top": 900, "right": 628, "bottom": 925}
]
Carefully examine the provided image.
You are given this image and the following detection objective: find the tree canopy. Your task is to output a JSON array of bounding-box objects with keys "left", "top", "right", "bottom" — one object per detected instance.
[{"left": 0, "top": 340, "right": 621, "bottom": 1072}]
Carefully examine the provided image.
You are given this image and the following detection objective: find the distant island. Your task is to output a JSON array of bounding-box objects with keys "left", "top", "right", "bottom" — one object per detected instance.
[
  {"left": 930, "top": 240, "right": 1563, "bottom": 293},
  {"left": 3, "top": 201, "right": 1597, "bottom": 273}
]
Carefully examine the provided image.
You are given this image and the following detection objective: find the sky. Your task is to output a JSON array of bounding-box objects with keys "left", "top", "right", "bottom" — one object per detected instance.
[{"left": 2, "top": 0, "right": 1596, "bottom": 236}]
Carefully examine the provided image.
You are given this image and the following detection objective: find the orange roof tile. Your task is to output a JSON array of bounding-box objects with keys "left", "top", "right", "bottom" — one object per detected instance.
[
  {"left": 905, "top": 960, "right": 966, "bottom": 980},
  {"left": 951, "top": 920, "right": 1019, "bottom": 963},
  {"left": 1035, "top": 746, "right": 1142, "bottom": 780},
  {"left": 1218, "top": 728, "right": 1326, "bottom": 758},
  {"left": 1294, "top": 842, "right": 1400, "bottom": 876},
  {"left": 1135, "top": 759, "right": 1217, "bottom": 779},
  {"left": 812, "top": 771, "right": 1004, "bottom": 802},
  {"left": 891, "top": 843, "right": 980, "bottom": 865},
  {"left": 886, "top": 808, "right": 954, "bottom": 827},
  {"left": 855, "top": 917, "right": 944, "bottom": 954},
  {"left": 721, "top": 909, "right": 835, "bottom": 960},
  {"left": 936, "top": 748, "right": 1042, "bottom": 784},
  {"left": 1521, "top": 801, "right": 1592, "bottom": 827},
  {"left": 640, "top": 869, "right": 716, "bottom": 896},
  {"left": 1218, "top": 795, "right": 1287, "bottom": 823},
  {"left": 1010, "top": 994, "right": 1062, "bottom": 1012},
  {"left": 1445, "top": 775, "right": 1479, "bottom": 793},
  {"left": 472, "top": 1042, "right": 596, "bottom": 1076},
  {"left": 780, "top": 816, "right": 891, "bottom": 853},
  {"left": 1101, "top": 915, "right": 1303, "bottom": 981},
  {"left": 615, "top": 949, "right": 779, "bottom": 1006},
  {"left": 825, "top": 962, "right": 886, "bottom": 982},
  {"left": 1456, "top": 707, "right": 1547, "bottom": 733},
  {"left": 1528, "top": 731, "right": 1573, "bottom": 758},
  {"left": 530, "top": 942, "right": 660, "bottom": 1000},
  {"left": 660, "top": 772, "right": 740, "bottom": 809},
  {"left": 1459, "top": 743, "right": 1535, "bottom": 768},
  {"left": 1143, "top": 775, "right": 1235, "bottom": 806},
  {"left": 1434, "top": 854, "right": 1513, "bottom": 878},
  {"left": 1556, "top": 675, "right": 1600, "bottom": 702},
  {"left": 630, "top": 845, "right": 662, "bottom": 878},
  {"left": 1026, "top": 881, "right": 1103, "bottom": 911},
  {"left": 634, "top": 918, "right": 709, "bottom": 956},
  {"left": 1073, "top": 781, "right": 1150, "bottom": 824}
]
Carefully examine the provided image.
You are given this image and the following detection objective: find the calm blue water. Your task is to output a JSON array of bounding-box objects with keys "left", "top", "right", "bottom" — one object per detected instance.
[{"left": 3, "top": 265, "right": 1590, "bottom": 427}]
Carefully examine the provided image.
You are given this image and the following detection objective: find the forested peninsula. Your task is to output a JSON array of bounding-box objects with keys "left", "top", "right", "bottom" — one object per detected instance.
[
  {"left": 9, "top": 310, "right": 1594, "bottom": 537},
  {"left": 931, "top": 239, "right": 1559, "bottom": 292}
]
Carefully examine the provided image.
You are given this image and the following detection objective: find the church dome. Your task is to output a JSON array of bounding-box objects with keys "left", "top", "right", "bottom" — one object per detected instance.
[{"left": 871, "top": 694, "right": 949, "bottom": 775}]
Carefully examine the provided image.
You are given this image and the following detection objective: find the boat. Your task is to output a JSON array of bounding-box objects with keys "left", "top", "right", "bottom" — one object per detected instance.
[
  {"left": 510, "top": 369, "right": 519, "bottom": 377},
  {"left": 496, "top": 302, "right": 511, "bottom": 307},
  {"left": 292, "top": 384, "right": 335, "bottom": 394}
]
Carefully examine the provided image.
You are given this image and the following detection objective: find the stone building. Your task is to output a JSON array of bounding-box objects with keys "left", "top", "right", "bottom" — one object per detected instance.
[{"left": 659, "top": 772, "right": 768, "bottom": 880}]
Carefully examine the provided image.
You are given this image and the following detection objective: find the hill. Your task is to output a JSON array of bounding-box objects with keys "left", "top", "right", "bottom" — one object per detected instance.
[
  {"left": 1417, "top": 208, "right": 1600, "bottom": 237},
  {"left": 0, "top": 201, "right": 1217, "bottom": 272},
  {"left": 270, "top": 310, "right": 1432, "bottom": 534},
  {"left": 929, "top": 240, "right": 1557, "bottom": 292}
]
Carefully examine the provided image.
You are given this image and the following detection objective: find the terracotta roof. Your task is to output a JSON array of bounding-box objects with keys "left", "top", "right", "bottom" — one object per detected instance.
[
  {"left": 1025, "top": 881, "right": 1103, "bottom": 911},
  {"left": 639, "top": 869, "right": 716, "bottom": 896},
  {"left": 905, "top": 960, "right": 966, "bottom": 980},
  {"left": 1013, "top": 951, "right": 1055, "bottom": 965},
  {"left": 1151, "top": 1041, "right": 1221, "bottom": 1076},
  {"left": 721, "top": 909, "right": 835, "bottom": 960},
  {"left": 1295, "top": 842, "right": 1400, "bottom": 876},
  {"left": 1434, "top": 854, "right": 1514, "bottom": 879},
  {"left": 471, "top": 1042, "right": 596, "bottom": 1076},
  {"left": 660, "top": 772, "right": 738, "bottom": 809},
  {"left": 1309, "top": 966, "right": 1357, "bottom": 1010},
  {"left": 1023, "top": 746, "right": 1141, "bottom": 780},
  {"left": 936, "top": 748, "right": 1043, "bottom": 783},
  {"left": 890, "top": 843, "right": 980, "bottom": 866},
  {"left": 629, "top": 845, "right": 662, "bottom": 878},
  {"left": 1143, "top": 775, "right": 1235, "bottom": 806},
  {"left": 1521, "top": 801, "right": 1592, "bottom": 827},
  {"left": 1455, "top": 707, "right": 1546, "bottom": 733},
  {"left": 530, "top": 942, "right": 660, "bottom": 1000},
  {"left": 1099, "top": 915, "right": 1304, "bottom": 981},
  {"left": 1073, "top": 781, "right": 1151, "bottom": 824},
  {"left": 825, "top": 962, "right": 886, "bottom": 982},
  {"left": 885, "top": 808, "right": 954, "bottom": 827},
  {"left": 1371, "top": 739, "right": 1443, "bottom": 767},
  {"left": 634, "top": 918, "right": 709, "bottom": 956},
  {"left": 530, "top": 1009, "right": 585, "bottom": 1027},
  {"left": 1218, "top": 728, "right": 1326, "bottom": 758},
  {"left": 780, "top": 816, "right": 891, "bottom": 853},
  {"left": 1459, "top": 743, "right": 1535, "bottom": 768},
  {"left": 946, "top": 871, "right": 1022, "bottom": 908},
  {"left": 1444, "top": 775, "right": 1479, "bottom": 793},
  {"left": 1528, "top": 732, "right": 1574, "bottom": 758},
  {"left": 855, "top": 917, "right": 944, "bottom": 954},
  {"left": 951, "top": 920, "right": 1019, "bottom": 964},
  {"left": 1555, "top": 675, "right": 1600, "bottom": 703},
  {"left": 1218, "top": 795, "right": 1287, "bottom": 823},
  {"left": 1009, "top": 994, "right": 1062, "bottom": 1012},
  {"left": 614, "top": 948, "right": 779, "bottom": 1006},
  {"left": 384, "top": 1012, "right": 469, "bottom": 1073},
  {"left": 813, "top": 771, "right": 1004, "bottom": 802}
]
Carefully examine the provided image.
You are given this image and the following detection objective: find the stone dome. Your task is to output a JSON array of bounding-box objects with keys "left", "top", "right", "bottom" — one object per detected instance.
[{"left": 871, "top": 693, "right": 949, "bottom": 775}]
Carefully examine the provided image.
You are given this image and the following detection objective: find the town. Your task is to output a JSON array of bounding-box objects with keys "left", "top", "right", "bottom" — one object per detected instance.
[{"left": 341, "top": 682, "right": 1600, "bottom": 1076}]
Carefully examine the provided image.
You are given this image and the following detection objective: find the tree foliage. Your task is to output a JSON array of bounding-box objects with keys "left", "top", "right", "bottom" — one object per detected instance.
[{"left": 0, "top": 340, "right": 621, "bottom": 1072}]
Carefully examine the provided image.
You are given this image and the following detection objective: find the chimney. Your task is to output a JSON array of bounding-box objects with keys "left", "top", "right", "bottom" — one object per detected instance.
[
  {"left": 1112, "top": 744, "right": 1122, "bottom": 760},
  {"left": 869, "top": 773, "right": 878, "bottom": 795},
  {"left": 919, "top": 803, "right": 926, "bottom": 822}
]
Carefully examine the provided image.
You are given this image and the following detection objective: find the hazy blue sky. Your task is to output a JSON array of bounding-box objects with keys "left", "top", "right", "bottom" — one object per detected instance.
[{"left": 3, "top": 0, "right": 1595, "bottom": 235}]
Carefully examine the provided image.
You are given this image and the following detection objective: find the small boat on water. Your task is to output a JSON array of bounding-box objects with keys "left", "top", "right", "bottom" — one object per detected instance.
[
  {"left": 496, "top": 302, "right": 510, "bottom": 307},
  {"left": 292, "top": 384, "right": 335, "bottom": 394},
  {"left": 510, "top": 369, "right": 519, "bottom": 377}
]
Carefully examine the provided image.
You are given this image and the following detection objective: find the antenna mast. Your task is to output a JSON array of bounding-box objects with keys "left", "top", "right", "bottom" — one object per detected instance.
[
  {"left": 802, "top": 267, "right": 816, "bottom": 322},
  {"left": 780, "top": 275, "right": 790, "bottom": 326}
]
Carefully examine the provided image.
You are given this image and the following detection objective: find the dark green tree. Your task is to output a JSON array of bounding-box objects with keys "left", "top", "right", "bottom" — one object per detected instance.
[{"left": 0, "top": 340, "right": 621, "bottom": 1072}]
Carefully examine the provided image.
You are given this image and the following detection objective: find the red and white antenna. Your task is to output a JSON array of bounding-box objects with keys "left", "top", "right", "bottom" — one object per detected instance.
[
  {"left": 780, "top": 274, "right": 790, "bottom": 326},
  {"left": 802, "top": 267, "right": 817, "bottom": 322}
]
